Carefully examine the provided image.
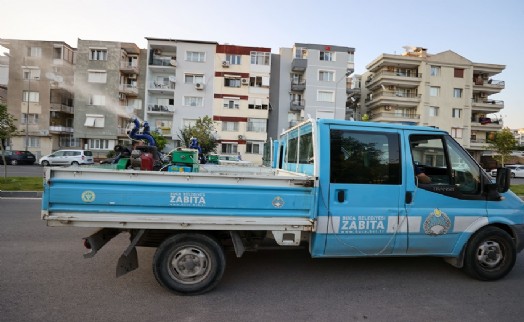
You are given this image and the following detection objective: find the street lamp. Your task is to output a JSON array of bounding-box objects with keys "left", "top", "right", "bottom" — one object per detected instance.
[
  {"left": 24, "top": 74, "right": 39, "bottom": 151},
  {"left": 334, "top": 71, "right": 352, "bottom": 117}
]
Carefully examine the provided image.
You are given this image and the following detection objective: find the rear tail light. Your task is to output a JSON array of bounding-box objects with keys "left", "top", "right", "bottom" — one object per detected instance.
[{"left": 82, "top": 155, "right": 85, "bottom": 160}]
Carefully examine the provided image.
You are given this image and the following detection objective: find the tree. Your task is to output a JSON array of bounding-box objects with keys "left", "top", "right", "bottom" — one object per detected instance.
[
  {"left": 178, "top": 116, "right": 218, "bottom": 154},
  {"left": 488, "top": 127, "right": 517, "bottom": 167},
  {"left": 151, "top": 131, "right": 167, "bottom": 151},
  {"left": 0, "top": 104, "right": 19, "bottom": 178}
]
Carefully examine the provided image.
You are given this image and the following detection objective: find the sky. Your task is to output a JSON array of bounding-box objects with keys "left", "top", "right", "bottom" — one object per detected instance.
[{"left": 2, "top": 0, "right": 523, "bottom": 128}]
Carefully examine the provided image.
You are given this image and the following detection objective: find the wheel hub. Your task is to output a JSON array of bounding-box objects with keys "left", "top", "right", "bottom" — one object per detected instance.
[
  {"left": 170, "top": 247, "right": 209, "bottom": 283},
  {"left": 476, "top": 241, "right": 503, "bottom": 268}
]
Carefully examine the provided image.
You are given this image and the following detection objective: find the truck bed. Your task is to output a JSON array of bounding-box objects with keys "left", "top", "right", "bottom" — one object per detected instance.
[{"left": 41, "top": 166, "right": 315, "bottom": 232}]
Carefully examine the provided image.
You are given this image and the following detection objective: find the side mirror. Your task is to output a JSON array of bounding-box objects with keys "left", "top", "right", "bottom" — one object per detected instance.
[{"left": 495, "top": 167, "right": 511, "bottom": 193}]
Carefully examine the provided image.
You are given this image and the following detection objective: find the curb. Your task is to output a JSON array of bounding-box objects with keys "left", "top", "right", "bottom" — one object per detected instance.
[{"left": 0, "top": 191, "right": 43, "bottom": 198}]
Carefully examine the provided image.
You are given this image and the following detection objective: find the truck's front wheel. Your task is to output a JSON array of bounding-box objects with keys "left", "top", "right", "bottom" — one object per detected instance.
[
  {"left": 463, "top": 226, "right": 516, "bottom": 281},
  {"left": 153, "top": 233, "right": 225, "bottom": 295}
]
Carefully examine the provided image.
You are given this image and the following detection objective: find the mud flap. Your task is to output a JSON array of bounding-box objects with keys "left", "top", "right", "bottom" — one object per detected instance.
[{"left": 116, "top": 229, "right": 145, "bottom": 277}]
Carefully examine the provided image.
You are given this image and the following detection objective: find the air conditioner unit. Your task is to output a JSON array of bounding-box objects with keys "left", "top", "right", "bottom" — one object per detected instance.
[
  {"left": 238, "top": 135, "right": 244, "bottom": 140},
  {"left": 222, "top": 61, "right": 230, "bottom": 67},
  {"left": 195, "top": 82, "right": 204, "bottom": 90},
  {"left": 241, "top": 78, "right": 249, "bottom": 85}
]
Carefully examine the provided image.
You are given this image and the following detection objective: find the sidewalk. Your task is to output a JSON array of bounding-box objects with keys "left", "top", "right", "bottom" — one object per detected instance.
[{"left": 0, "top": 191, "right": 43, "bottom": 198}]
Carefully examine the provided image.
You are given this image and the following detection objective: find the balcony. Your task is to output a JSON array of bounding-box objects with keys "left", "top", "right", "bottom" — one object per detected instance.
[
  {"left": 469, "top": 138, "right": 488, "bottom": 149},
  {"left": 50, "top": 103, "right": 74, "bottom": 114},
  {"left": 471, "top": 98, "right": 504, "bottom": 113},
  {"left": 366, "top": 90, "right": 421, "bottom": 109},
  {"left": 473, "top": 78, "right": 505, "bottom": 94},
  {"left": 49, "top": 125, "right": 74, "bottom": 133},
  {"left": 147, "top": 104, "right": 174, "bottom": 114},
  {"left": 291, "top": 79, "right": 306, "bottom": 91},
  {"left": 149, "top": 82, "right": 175, "bottom": 91},
  {"left": 470, "top": 118, "right": 503, "bottom": 131},
  {"left": 150, "top": 56, "right": 176, "bottom": 67},
  {"left": 365, "top": 70, "right": 422, "bottom": 89},
  {"left": 291, "top": 58, "right": 307, "bottom": 72},
  {"left": 120, "top": 62, "right": 139, "bottom": 74},
  {"left": 370, "top": 111, "right": 420, "bottom": 124},
  {"left": 119, "top": 84, "right": 139, "bottom": 96},
  {"left": 290, "top": 100, "right": 305, "bottom": 111}
]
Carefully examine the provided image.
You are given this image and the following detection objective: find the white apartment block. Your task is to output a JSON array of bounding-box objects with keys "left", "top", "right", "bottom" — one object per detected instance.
[
  {"left": 361, "top": 47, "right": 505, "bottom": 160},
  {"left": 268, "top": 43, "right": 355, "bottom": 141}
]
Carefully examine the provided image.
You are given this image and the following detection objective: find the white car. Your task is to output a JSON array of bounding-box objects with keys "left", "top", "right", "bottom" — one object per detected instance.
[
  {"left": 39, "top": 150, "right": 94, "bottom": 166},
  {"left": 490, "top": 165, "right": 524, "bottom": 178}
]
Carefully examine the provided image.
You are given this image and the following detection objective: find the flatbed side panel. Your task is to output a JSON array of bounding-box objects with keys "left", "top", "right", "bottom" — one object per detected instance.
[{"left": 44, "top": 170, "right": 316, "bottom": 221}]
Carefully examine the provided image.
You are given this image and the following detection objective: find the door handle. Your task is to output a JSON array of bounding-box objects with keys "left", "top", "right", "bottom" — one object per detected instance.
[
  {"left": 337, "top": 190, "right": 345, "bottom": 203},
  {"left": 405, "top": 191, "right": 413, "bottom": 204}
]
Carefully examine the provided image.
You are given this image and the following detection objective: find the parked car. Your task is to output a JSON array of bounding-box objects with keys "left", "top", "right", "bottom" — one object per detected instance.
[
  {"left": 490, "top": 165, "right": 524, "bottom": 178},
  {"left": 0, "top": 150, "right": 36, "bottom": 165},
  {"left": 39, "top": 150, "right": 94, "bottom": 166}
]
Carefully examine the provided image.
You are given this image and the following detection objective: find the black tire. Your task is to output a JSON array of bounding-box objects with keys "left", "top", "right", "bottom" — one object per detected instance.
[
  {"left": 71, "top": 161, "right": 79, "bottom": 165},
  {"left": 153, "top": 233, "right": 226, "bottom": 295},
  {"left": 463, "top": 226, "right": 516, "bottom": 281},
  {"left": 10, "top": 159, "right": 18, "bottom": 166},
  {"left": 41, "top": 160, "right": 50, "bottom": 166}
]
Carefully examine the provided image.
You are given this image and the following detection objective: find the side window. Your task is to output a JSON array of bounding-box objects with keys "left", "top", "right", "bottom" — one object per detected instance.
[
  {"left": 409, "top": 135, "right": 481, "bottom": 195},
  {"left": 330, "top": 130, "right": 401, "bottom": 184}
]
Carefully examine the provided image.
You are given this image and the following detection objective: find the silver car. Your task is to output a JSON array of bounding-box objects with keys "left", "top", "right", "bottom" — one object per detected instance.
[
  {"left": 39, "top": 150, "right": 94, "bottom": 166},
  {"left": 490, "top": 165, "right": 524, "bottom": 178}
]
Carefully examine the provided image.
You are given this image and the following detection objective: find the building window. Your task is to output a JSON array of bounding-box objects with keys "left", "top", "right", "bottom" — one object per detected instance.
[
  {"left": 59, "top": 135, "right": 79, "bottom": 148},
  {"left": 224, "top": 77, "right": 241, "bottom": 88},
  {"left": 454, "top": 68, "right": 464, "bottom": 78},
  {"left": 221, "top": 143, "right": 238, "bottom": 154},
  {"left": 319, "top": 71, "right": 334, "bottom": 82},
  {"left": 89, "top": 95, "right": 106, "bottom": 106},
  {"left": 429, "top": 106, "right": 439, "bottom": 117},
  {"left": 250, "top": 51, "right": 270, "bottom": 65},
  {"left": 84, "top": 115, "right": 105, "bottom": 128},
  {"left": 27, "top": 137, "right": 40, "bottom": 148},
  {"left": 430, "top": 86, "right": 440, "bottom": 97},
  {"left": 183, "top": 96, "right": 203, "bottom": 107},
  {"left": 184, "top": 74, "right": 204, "bottom": 84},
  {"left": 248, "top": 98, "right": 268, "bottom": 110},
  {"left": 21, "top": 113, "right": 39, "bottom": 124},
  {"left": 183, "top": 119, "right": 197, "bottom": 128},
  {"left": 223, "top": 98, "right": 240, "bottom": 109},
  {"left": 451, "top": 128, "right": 463, "bottom": 139},
  {"left": 247, "top": 118, "right": 267, "bottom": 132},
  {"left": 452, "top": 108, "right": 462, "bottom": 118},
  {"left": 225, "top": 54, "right": 241, "bottom": 65},
  {"left": 317, "top": 90, "right": 334, "bottom": 102},
  {"left": 347, "top": 52, "right": 354, "bottom": 63},
  {"left": 249, "top": 76, "right": 270, "bottom": 87},
  {"left": 453, "top": 88, "right": 463, "bottom": 98},
  {"left": 23, "top": 69, "right": 40, "bottom": 80},
  {"left": 88, "top": 71, "right": 107, "bottom": 83},
  {"left": 88, "top": 139, "right": 110, "bottom": 150},
  {"left": 430, "top": 66, "right": 441, "bottom": 76},
  {"left": 90, "top": 49, "right": 107, "bottom": 61},
  {"left": 222, "top": 121, "right": 239, "bottom": 132},
  {"left": 27, "top": 47, "right": 42, "bottom": 57},
  {"left": 22, "top": 91, "right": 39, "bottom": 103},
  {"left": 186, "top": 51, "right": 205, "bottom": 62},
  {"left": 320, "top": 51, "right": 333, "bottom": 61},
  {"left": 246, "top": 141, "right": 263, "bottom": 154}
]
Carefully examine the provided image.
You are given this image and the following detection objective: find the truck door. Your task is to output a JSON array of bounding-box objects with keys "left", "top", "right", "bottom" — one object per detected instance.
[
  {"left": 320, "top": 127, "right": 405, "bottom": 256},
  {"left": 404, "top": 132, "right": 487, "bottom": 255}
]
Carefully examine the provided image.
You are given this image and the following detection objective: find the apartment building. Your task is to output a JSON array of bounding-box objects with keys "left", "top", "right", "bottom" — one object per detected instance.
[
  {"left": 73, "top": 40, "right": 143, "bottom": 158},
  {"left": 268, "top": 43, "right": 355, "bottom": 140},
  {"left": 0, "top": 39, "right": 75, "bottom": 158},
  {"left": 144, "top": 38, "right": 217, "bottom": 152},
  {"left": 361, "top": 47, "right": 505, "bottom": 160},
  {"left": 213, "top": 44, "right": 271, "bottom": 164}
]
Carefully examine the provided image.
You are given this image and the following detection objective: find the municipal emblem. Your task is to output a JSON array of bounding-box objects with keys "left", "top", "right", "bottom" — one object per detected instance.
[
  {"left": 272, "top": 196, "right": 284, "bottom": 208},
  {"left": 423, "top": 208, "right": 451, "bottom": 236},
  {"left": 81, "top": 190, "right": 96, "bottom": 203}
]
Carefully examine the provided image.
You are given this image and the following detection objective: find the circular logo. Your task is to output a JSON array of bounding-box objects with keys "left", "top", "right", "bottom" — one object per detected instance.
[
  {"left": 272, "top": 196, "right": 284, "bottom": 208},
  {"left": 81, "top": 191, "right": 96, "bottom": 203},
  {"left": 423, "top": 208, "right": 451, "bottom": 236}
]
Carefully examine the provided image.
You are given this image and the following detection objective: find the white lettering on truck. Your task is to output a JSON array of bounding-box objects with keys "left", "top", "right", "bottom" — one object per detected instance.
[{"left": 169, "top": 192, "right": 206, "bottom": 207}]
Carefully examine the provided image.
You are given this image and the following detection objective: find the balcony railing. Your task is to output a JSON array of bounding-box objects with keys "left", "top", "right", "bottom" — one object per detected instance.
[
  {"left": 120, "top": 62, "right": 139, "bottom": 74},
  {"left": 149, "top": 82, "right": 175, "bottom": 90},
  {"left": 473, "top": 78, "right": 505, "bottom": 88},
  {"left": 290, "top": 100, "right": 305, "bottom": 111},
  {"left": 291, "top": 80, "right": 306, "bottom": 91},
  {"left": 370, "top": 111, "right": 420, "bottom": 120},
  {"left": 150, "top": 56, "right": 177, "bottom": 67},
  {"left": 291, "top": 58, "right": 307, "bottom": 72},
  {"left": 366, "top": 70, "right": 422, "bottom": 87},
  {"left": 50, "top": 103, "right": 74, "bottom": 114},
  {"left": 472, "top": 98, "right": 504, "bottom": 107},
  {"left": 147, "top": 104, "right": 174, "bottom": 113},
  {"left": 119, "top": 84, "right": 139, "bottom": 95},
  {"left": 49, "top": 126, "right": 74, "bottom": 133}
]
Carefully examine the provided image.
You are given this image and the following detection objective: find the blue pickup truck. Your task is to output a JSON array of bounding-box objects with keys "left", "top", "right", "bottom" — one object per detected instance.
[{"left": 42, "top": 119, "right": 524, "bottom": 295}]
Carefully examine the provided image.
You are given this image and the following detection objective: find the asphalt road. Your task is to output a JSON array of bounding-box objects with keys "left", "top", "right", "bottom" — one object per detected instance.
[{"left": 1, "top": 198, "right": 524, "bottom": 322}]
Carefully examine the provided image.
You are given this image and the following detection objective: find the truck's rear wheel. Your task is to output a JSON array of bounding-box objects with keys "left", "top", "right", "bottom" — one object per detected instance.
[
  {"left": 153, "top": 233, "right": 225, "bottom": 295},
  {"left": 463, "top": 227, "right": 516, "bottom": 281}
]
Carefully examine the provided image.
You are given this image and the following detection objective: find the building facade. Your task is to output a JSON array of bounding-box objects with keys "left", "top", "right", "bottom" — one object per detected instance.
[
  {"left": 73, "top": 40, "right": 143, "bottom": 158},
  {"left": 0, "top": 39, "right": 76, "bottom": 158},
  {"left": 268, "top": 43, "right": 355, "bottom": 140},
  {"left": 361, "top": 47, "right": 505, "bottom": 160}
]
